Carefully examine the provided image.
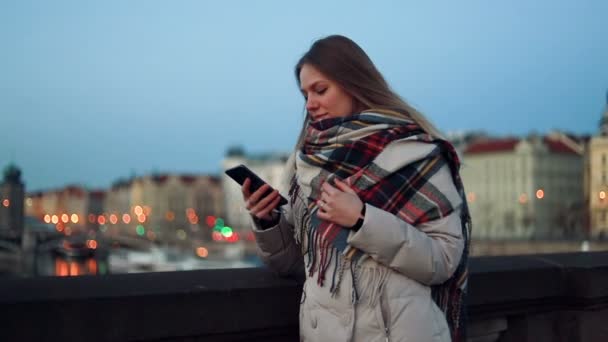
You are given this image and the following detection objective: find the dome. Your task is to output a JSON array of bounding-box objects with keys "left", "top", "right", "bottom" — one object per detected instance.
[{"left": 3, "top": 163, "right": 22, "bottom": 183}]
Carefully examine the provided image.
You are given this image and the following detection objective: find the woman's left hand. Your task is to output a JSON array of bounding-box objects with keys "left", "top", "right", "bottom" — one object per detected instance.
[{"left": 317, "top": 178, "right": 364, "bottom": 228}]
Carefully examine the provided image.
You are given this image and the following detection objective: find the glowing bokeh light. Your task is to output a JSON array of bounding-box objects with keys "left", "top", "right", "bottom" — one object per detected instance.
[
  {"left": 122, "top": 213, "right": 131, "bottom": 224},
  {"left": 600, "top": 191, "right": 606, "bottom": 200},
  {"left": 86, "top": 239, "right": 98, "bottom": 249},
  {"left": 136, "top": 225, "right": 145, "bottom": 236},
  {"left": 137, "top": 214, "right": 146, "bottom": 223},
  {"left": 206, "top": 215, "right": 216, "bottom": 228},
  {"left": 97, "top": 215, "right": 106, "bottom": 225},
  {"left": 52, "top": 215, "right": 59, "bottom": 224},
  {"left": 221, "top": 226, "right": 233, "bottom": 238},
  {"left": 186, "top": 208, "right": 195, "bottom": 218},
  {"left": 134, "top": 206, "right": 143, "bottom": 216},
  {"left": 109, "top": 214, "right": 118, "bottom": 224},
  {"left": 212, "top": 231, "right": 223, "bottom": 241},
  {"left": 44, "top": 215, "right": 51, "bottom": 224},
  {"left": 2, "top": 199, "right": 9, "bottom": 207},
  {"left": 61, "top": 214, "right": 69, "bottom": 223},
  {"left": 196, "top": 247, "right": 209, "bottom": 258},
  {"left": 71, "top": 214, "right": 79, "bottom": 224},
  {"left": 518, "top": 193, "right": 528, "bottom": 204},
  {"left": 467, "top": 192, "right": 476, "bottom": 203},
  {"left": 165, "top": 211, "right": 175, "bottom": 221},
  {"left": 536, "top": 189, "right": 544, "bottom": 199}
]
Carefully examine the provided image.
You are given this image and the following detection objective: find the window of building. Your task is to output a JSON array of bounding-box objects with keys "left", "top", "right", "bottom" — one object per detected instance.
[{"left": 603, "top": 154, "right": 607, "bottom": 165}]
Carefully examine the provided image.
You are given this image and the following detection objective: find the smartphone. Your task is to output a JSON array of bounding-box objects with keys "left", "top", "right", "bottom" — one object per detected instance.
[{"left": 225, "top": 164, "right": 288, "bottom": 206}]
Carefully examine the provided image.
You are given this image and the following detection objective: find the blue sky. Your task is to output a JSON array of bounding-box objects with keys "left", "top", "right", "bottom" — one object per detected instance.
[{"left": 1, "top": 0, "right": 607, "bottom": 191}]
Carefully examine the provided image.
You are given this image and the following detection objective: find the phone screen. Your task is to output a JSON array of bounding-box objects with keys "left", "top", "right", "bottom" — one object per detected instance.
[{"left": 225, "top": 164, "right": 288, "bottom": 206}]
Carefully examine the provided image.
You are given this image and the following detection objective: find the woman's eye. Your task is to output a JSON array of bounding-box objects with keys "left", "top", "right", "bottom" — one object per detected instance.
[{"left": 316, "top": 88, "right": 327, "bottom": 95}]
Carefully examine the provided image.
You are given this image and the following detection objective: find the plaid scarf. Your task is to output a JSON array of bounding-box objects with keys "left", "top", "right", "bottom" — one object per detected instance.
[{"left": 289, "top": 110, "right": 471, "bottom": 342}]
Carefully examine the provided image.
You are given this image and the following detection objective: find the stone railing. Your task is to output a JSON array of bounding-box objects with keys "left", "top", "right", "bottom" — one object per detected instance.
[{"left": 0, "top": 251, "right": 606, "bottom": 341}]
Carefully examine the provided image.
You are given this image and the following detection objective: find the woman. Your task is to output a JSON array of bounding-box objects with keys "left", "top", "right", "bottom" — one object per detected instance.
[{"left": 242, "top": 35, "right": 471, "bottom": 342}]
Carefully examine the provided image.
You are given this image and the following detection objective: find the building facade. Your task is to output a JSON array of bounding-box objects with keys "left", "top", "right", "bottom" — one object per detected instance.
[
  {"left": 588, "top": 92, "right": 608, "bottom": 238},
  {"left": 105, "top": 174, "right": 223, "bottom": 245},
  {"left": 26, "top": 185, "right": 104, "bottom": 235},
  {"left": 461, "top": 133, "right": 584, "bottom": 239}
]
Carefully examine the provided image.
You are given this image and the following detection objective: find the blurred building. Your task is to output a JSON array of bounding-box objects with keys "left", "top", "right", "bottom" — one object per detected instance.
[
  {"left": 105, "top": 174, "right": 223, "bottom": 244},
  {"left": 588, "top": 91, "right": 608, "bottom": 239},
  {"left": 0, "top": 164, "right": 25, "bottom": 241},
  {"left": 461, "top": 133, "right": 585, "bottom": 239},
  {"left": 222, "top": 146, "right": 289, "bottom": 234},
  {"left": 26, "top": 185, "right": 104, "bottom": 235}
]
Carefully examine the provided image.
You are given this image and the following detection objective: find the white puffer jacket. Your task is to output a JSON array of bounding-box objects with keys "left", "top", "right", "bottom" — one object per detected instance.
[{"left": 252, "top": 150, "right": 464, "bottom": 342}]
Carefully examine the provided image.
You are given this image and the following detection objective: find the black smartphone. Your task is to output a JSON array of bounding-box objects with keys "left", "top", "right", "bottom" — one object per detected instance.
[{"left": 225, "top": 164, "right": 288, "bottom": 206}]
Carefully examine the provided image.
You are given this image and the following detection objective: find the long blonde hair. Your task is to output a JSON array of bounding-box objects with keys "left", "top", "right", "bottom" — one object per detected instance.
[{"left": 293, "top": 35, "right": 444, "bottom": 150}]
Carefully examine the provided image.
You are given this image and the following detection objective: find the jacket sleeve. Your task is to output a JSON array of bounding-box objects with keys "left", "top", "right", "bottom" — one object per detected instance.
[
  {"left": 251, "top": 205, "right": 305, "bottom": 278},
  {"left": 346, "top": 164, "right": 464, "bottom": 285}
]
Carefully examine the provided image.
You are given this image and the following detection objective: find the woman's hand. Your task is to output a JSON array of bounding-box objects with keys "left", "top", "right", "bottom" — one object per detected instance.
[
  {"left": 317, "top": 178, "right": 364, "bottom": 228},
  {"left": 241, "top": 178, "right": 281, "bottom": 221}
]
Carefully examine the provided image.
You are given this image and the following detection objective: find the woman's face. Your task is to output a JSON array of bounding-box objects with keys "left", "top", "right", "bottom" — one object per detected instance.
[{"left": 299, "top": 64, "right": 357, "bottom": 121}]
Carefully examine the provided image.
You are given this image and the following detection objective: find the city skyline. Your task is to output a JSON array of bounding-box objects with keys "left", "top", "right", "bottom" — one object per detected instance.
[{"left": 2, "top": 0, "right": 607, "bottom": 190}]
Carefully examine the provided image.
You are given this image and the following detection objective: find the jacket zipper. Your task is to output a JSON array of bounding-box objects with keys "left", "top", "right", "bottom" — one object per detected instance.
[{"left": 376, "top": 291, "right": 390, "bottom": 342}]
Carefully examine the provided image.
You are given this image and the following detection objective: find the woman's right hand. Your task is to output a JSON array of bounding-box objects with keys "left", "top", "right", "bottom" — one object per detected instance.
[{"left": 241, "top": 178, "right": 282, "bottom": 221}]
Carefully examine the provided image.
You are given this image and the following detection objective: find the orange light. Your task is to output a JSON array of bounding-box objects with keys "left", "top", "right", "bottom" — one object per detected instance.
[
  {"left": 518, "top": 193, "right": 528, "bottom": 204},
  {"left": 69, "top": 261, "right": 80, "bottom": 276},
  {"left": 56, "top": 259, "right": 69, "bottom": 277},
  {"left": 206, "top": 216, "right": 216, "bottom": 228},
  {"left": 55, "top": 223, "right": 65, "bottom": 232},
  {"left": 186, "top": 208, "right": 196, "bottom": 218},
  {"left": 600, "top": 191, "right": 606, "bottom": 200},
  {"left": 87, "top": 259, "right": 98, "bottom": 274},
  {"left": 165, "top": 211, "right": 175, "bottom": 221},
  {"left": 86, "top": 239, "right": 98, "bottom": 249},
  {"left": 196, "top": 247, "right": 209, "bottom": 258},
  {"left": 134, "top": 205, "right": 143, "bottom": 216},
  {"left": 122, "top": 213, "right": 131, "bottom": 224},
  {"left": 97, "top": 215, "right": 106, "bottom": 225},
  {"left": 70, "top": 214, "right": 79, "bottom": 224},
  {"left": 61, "top": 214, "right": 69, "bottom": 223},
  {"left": 189, "top": 216, "right": 199, "bottom": 225},
  {"left": 2, "top": 199, "right": 9, "bottom": 207},
  {"left": 467, "top": 192, "right": 476, "bottom": 203},
  {"left": 52, "top": 215, "right": 59, "bottom": 224},
  {"left": 137, "top": 214, "right": 146, "bottom": 223},
  {"left": 109, "top": 214, "right": 118, "bottom": 225},
  {"left": 44, "top": 215, "right": 51, "bottom": 223},
  {"left": 536, "top": 189, "right": 544, "bottom": 199}
]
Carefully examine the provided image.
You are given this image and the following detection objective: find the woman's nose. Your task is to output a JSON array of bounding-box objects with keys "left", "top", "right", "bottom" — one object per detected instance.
[{"left": 306, "top": 97, "right": 318, "bottom": 112}]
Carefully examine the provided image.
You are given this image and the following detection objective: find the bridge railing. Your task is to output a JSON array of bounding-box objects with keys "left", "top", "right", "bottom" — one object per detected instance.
[{"left": 0, "top": 251, "right": 607, "bottom": 342}]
